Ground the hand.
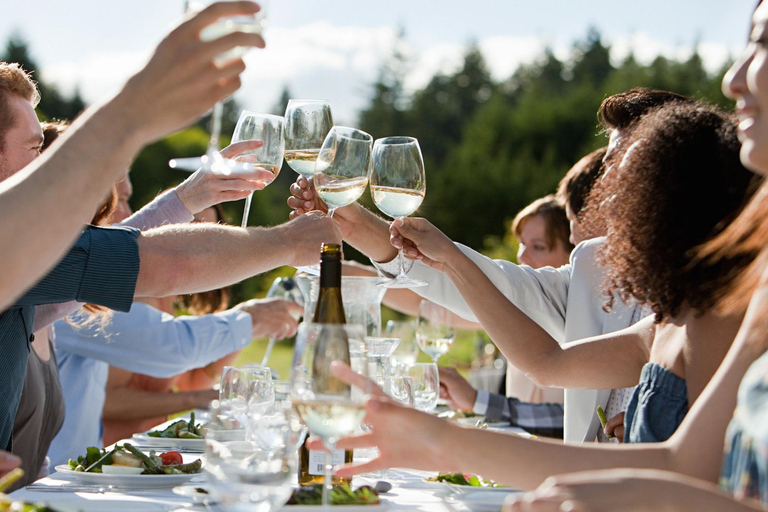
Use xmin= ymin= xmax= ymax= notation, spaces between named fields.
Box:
xmin=390 ymin=217 xmax=462 ymax=272
xmin=193 ymin=388 xmax=220 ymax=410
xmin=438 ymin=366 xmax=478 ymax=411
xmin=0 ymin=450 xmax=21 ymax=478
xmin=117 ymin=1 xmax=266 ymax=145
xmin=277 ymin=211 xmax=343 ymax=267
xmin=175 ymin=140 xmax=276 ymax=214
xmin=503 ymin=469 xmax=687 ymax=512
xmin=233 ymin=297 xmax=303 ymax=339
xmin=287 ymin=175 xmax=360 ymax=238
xmin=604 ymin=412 xmax=625 ymax=442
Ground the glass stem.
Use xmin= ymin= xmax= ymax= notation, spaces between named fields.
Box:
xmin=396 ymin=216 xmax=408 ymax=279
xmin=328 ymin=207 xmax=336 ymax=219
xmin=241 ymin=192 xmax=254 ymax=228
xmin=322 ymin=445 xmax=333 ymax=509
xmin=208 ymin=101 xmax=223 ymax=158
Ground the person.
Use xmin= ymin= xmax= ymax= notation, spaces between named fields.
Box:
xmin=0 ymin=1 xmax=267 ymax=312
xmin=513 ymin=194 xmax=573 ymax=269
xmin=315 ymin=99 xmax=760 ymax=496
xmin=0 ymin=57 xmax=339 ymax=468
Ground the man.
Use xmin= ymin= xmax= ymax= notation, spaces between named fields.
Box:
xmin=0 ymin=3 xmax=340 ymax=455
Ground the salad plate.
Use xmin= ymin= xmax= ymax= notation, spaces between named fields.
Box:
xmin=54 ymin=465 xmax=200 ymax=489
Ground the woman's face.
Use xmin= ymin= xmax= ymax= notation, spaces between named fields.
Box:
xmin=723 ymin=2 xmax=768 ymax=175
xmin=516 ymin=215 xmax=571 ymax=269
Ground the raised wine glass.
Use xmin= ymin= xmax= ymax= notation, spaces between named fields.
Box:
xmin=370 ymin=136 xmax=427 ymax=288
xmin=231 ymin=111 xmax=285 ymax=227
xmin=416 ymin=300 xmax=455 ymax=364
xmin=284 ymin=100 xmax=334 ymax=178
xmin=313 ymin=126 xmax=372 ymax=218
xmin=169 ymin=1 xmax=268 ymax=174
xmin=290 ymin=323 xmax=369 ymax=509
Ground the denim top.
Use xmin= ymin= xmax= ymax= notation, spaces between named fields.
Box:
xmin=623 ymin=362 xmax=689 ymax=443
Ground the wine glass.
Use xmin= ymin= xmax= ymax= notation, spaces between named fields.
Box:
xmin=385 ymin=375 xmax=415 ymax=406
xmin=284 ymin=100 xmax=334 ymax=177
xmin=407 ymin=363 xmax=439 ymax=412
xmin=416 ymin=300 xmax=455 ymax=364
xmin=205 ymin=399 xmax=295 ymax=512
xmin=261 ymin=277 xmax=304 ymax=368
xmin=313 ymin=126 xmax=373 ymax=218
xmin=231 ymin=111 xmax=285 ymax=227
xmin=169 ymin=1 xmax=268 ymax=174
xmin=370 ymin=136 xmax=427 ymax=288
xmin=220 ymin=366 xmax=272 ymax=413
xmin=290 ymin=323 xmax=369 ymax=508
xmin=386 ymin=319 xmax=419 ymax=371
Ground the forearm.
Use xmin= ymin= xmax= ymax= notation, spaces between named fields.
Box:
xmin=344 ymin=205 xmax=399 ymax=263
xmin=103 ymin=387 xmax=212 ymax=420
xmin=644 ymin=473 xmax=764 ymax=512
xmin=135 ymin=223 xmax=293 ymax=297
xmin=176 ymin=353 xmax=239 ymax=391
xmin=0 ymin=97 xmax=144 ymax=309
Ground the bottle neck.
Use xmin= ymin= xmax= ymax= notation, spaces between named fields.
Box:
xmin=319 ymin=256 xmax=342 ymax=289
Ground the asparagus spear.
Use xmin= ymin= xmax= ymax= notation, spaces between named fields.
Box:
xmin=123 ymin=443 xmax=163 ymax=474
xmin=596 ymin=405 xmax=614 ymax=439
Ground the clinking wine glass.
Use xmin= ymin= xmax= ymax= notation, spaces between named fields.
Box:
xmin=232 ymin=111 xmax=285 ymax=227
xmin=284 ymin=100 xmax=334 ymax=177
xmin=416 ymin=300 xmax=455 ymax=364
xmin=169 ymin=1 xmax=268 ymax=174
xmin=370 ymin=136 xmax=427 ymax=288
xmin=313 ymin=126 xmax=372 ymax=218
xmin=290 ymin=323 xmax=369 ymax=509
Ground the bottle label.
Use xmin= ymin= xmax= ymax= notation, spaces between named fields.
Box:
xmin=308 ymin=448 xmax=345 ymax=475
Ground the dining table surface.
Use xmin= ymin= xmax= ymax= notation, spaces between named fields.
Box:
xmin=10 ymin=411 xmax=526 ymax=512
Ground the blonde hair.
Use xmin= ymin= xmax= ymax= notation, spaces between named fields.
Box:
xmin=512 ymin=195 xmax=573 ymax=254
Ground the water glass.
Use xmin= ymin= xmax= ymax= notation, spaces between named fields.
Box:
xmin=385 ymin=375 xmax=415 ymax=407
xmin=220 ymin=366 xmax=272 ymax=412
xmin=407 ymin=363 xmax=439 ymax=412
xmin=386 ymin=320 xmax=419 ymax=369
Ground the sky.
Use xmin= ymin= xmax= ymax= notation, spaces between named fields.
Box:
xmin=1 ymin=1 xmax=757 ymax=125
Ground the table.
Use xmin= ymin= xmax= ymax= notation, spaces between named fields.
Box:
xmin=11 ymin=416 xmax=524 ymax=511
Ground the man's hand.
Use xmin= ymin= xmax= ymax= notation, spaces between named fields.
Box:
xmin=390 ymin=217 xmax=462 ymax=273
xmin=233 ymin=297 xmax=303 ymax=339
xmin=175 ymin=140 xmax=276 ymax=214
xmin=438 ymin=366 xmax=478 ymax=411
xmin=287 ymin=175 xmax=360 ymax=238
xmin=0 ymin=450 xmax=21 ymax=479
xmin=118 ymin=1 xmax=266 ymax=145
xmin=604 ymin=412 xmax=625 ymax=442
xmin=277 ymin=211 xmax=343 ymax=267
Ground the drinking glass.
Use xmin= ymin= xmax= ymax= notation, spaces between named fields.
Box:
xmin=385 ymin=375 xmax=415 ymax=406
xmin=284 ymin=100 xmax=334 ymax=177
xmin=231 ymin=111 xmax=285 ymax=227
xmin=416 ymin=300 xmax=455 ymax=364
xmin=386 ymin=319 xmax=419 ymax=370
xmin=220 ymin=366 xmax=272 ymax=413
xmin=169 ymin=1 xmax=268 ymax=175
xmin=370 ymin=136 xmax=427 ymax=288
xmin=364 ymin=337 xmax=400 ymax=391
xmin=407 ymin=363 xmax=439 ymax=412
xmin=290 ymin=323 xmax=369 ymax=508
xmin=261 ymin=277 xmax=304 ymax=368
xmin=313 ymin=127 xmax=373 ymax=218
xmin=205 ymin=399 xmax=295 ymax=512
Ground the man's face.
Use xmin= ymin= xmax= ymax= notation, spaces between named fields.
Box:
xmin=0 ymin=95 xmax=43 ymax=182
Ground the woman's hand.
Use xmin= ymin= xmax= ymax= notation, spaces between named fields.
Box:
xmin=438 ymin=366 xmax=478 ymax=411
xmin=287 ymin=175 xmax=360 ymax=238
xmin=174 ymin=140 xmax=276 ymax=215
xmin=604 ymin=412 xmax=625 ymax=442
xmin=233 ymin=297 xmax=303 ymax=340
xmin=390 ymin=217 xmax=463 ymax=273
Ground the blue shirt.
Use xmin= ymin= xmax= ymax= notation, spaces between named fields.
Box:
xmin=0 ymin=226 xmax=139 ymax=451
xmin=48 ymin=302 xmax=252 ymax=467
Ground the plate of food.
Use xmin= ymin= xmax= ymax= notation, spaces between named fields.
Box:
xmin=456 ymin=416 xmax=511 ymax=429
xmin=422 ymin=472 xmax=516 ymax=493
xmin=132 ymin=414 xmax=207 ymax=450
xmin=56 ymin=443 xmax=203 ymax=489
xmin=283 ymin=484 xmax=388 ymax=510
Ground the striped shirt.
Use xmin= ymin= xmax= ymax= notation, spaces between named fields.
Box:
xmin=0 ymin=225 xmax=139 ymax=450
xmin=474 ymin=390 xmax=564 ymax=438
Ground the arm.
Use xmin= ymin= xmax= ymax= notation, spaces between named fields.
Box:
xmin=103 ymin=367 xmax=217 ymax=421
xmin=0 ymin=1 xmax=265 ymax=310
xmin=174 ymin=353 xmax=239 ymax=391
xmin=133 ymin=211 xmax=341 ymax=298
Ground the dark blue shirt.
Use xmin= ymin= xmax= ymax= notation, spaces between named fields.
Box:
xmin=0 ymin=225 xmax=140 ymax=450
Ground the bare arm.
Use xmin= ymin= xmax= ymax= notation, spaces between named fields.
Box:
xmin=0 ymin=2 xmax=265 ymax=310
xmin=134 ymin=212 xmax=341 ymax=298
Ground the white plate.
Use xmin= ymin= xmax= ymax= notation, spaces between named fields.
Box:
xmin=279 ymin=500 xmax=389 ymax=511
xmin=445 ymin=489 xmax=522 ymax=512
xmin=456 ymin=417 xmax=511 ymax=428
xmin=419 ymin=476 xmax=517 ymax=493
xmin=132 ymin=433 xmax=206 ymax=450
xmin=173 ymin=484 xmax=217 ymax=503
xmin=54 ymin=465 xmax=200 ymax=489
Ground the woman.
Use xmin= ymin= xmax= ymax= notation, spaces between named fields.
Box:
xmin=319 ymin=99 xmax=760 ymax=494
xmin=513 ymin=194 xmax=573 ymax=269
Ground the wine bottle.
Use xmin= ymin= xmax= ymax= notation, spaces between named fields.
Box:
xmin=298 ymin=243 xmax=354 ymax=486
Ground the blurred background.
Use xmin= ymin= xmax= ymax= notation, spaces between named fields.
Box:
xmin=1 ymin=0 xmax=756 ymax=376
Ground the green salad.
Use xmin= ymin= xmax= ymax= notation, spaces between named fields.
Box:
xmin=286 ymin=485 xmax=380 ymax=506
xmin=427 ymin=472 xmax=500 ymax=488
xmin=0 ymin=498 xmax=59 ymax=512
xmin=68 ymin=443 xmax=201 ymax=475
xmin=148 ymin=412 xmax=203 ymax=439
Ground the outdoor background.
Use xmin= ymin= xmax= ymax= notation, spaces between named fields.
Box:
xmin=1 ymin=1 xmax=757 ymax=376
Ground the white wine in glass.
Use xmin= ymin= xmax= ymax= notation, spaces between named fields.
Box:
xmin=416 ymin=300 xmax=455 ymax=364
xmin=370 ymin=136 xmax=427 ymax=288
xmin=284 ymin=100 xmax=333 ymax=177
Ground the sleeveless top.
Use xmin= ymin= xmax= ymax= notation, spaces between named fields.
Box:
xmin=11 ymin=336 xmax=65 ymax=490
xmin=720 ymin=349 xmax=768 ymax=503
xmin=623 ymin=362 xmax=689 ymax=443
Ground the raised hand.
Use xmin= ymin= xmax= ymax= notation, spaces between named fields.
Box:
xmin=438 ymin=366 xmax=478 ymax=411
xmin=233 ymin=297 xmax=303 ymax=340
xmin=389 ymin=217 xmax=462 ymax=273
xmin=287 ymin=175 xmax=360 ymax=238
xmin=278 ymin=211 xmax=343 ymax=267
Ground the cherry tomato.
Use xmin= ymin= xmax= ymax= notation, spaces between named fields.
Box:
xmin=159 ymin=451 xmax=183 ymax=466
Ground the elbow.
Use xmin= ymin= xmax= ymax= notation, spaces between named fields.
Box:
xmin=134 ymin=244 xmax=188 ymax=298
